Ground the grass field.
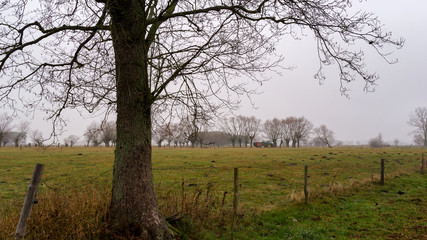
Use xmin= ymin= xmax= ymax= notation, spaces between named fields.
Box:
xmin=0 ymin=146 xmax=425 ymax=239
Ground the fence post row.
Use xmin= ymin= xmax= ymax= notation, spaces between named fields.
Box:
xmin=15 ymin=163 xmax=44 ymax=240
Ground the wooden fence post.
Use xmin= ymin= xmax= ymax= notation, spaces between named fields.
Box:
xmin=380 ymin=159 xmax=385 ymax=185
xmin=15 ymin=164 xmax=44 ymax=240
xmin=422 ymin=153 xmax=424 ymax=174
xmin=304 ymin=165 xmax=309 ymax=204
xmin=231 ymin=167 xmax=239 ymax=234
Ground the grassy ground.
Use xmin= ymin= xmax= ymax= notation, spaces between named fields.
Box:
xmin=0 ymin=146 xmax=425 ymax=239
xmin=216 ymin=173 xmax=426 ymax=240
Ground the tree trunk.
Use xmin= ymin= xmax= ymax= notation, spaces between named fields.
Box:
xmin=108 ymin=1 xmax=170 ymax=239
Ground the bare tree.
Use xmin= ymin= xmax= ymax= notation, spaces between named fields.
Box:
xmin=0 ymin=113 xmax=13 ymax=147
xmin=221 ymin=116 xmax=242 ymax=147
xmin=236 ymin=116 xmax=247 ymax=147
xmin=155 ymin=122 xmax=178 ymax=147
xmin=31 ymin=130 xmax=44 ymax=147
xmin=100 ymin=121 xmax=116 ymax=147
xmin=393 ymin=139 xmax=399 ymax=147
xmin=176 ymin=118 xmax=190 ymax=147
xmin=12 ymin=120 xmax=30 ymax=147
xmin=64 ymin=135 xmax=80 ymax=147
xmin=84 ymin=122 xmax=101 ymax=147
xmin=152 ymin=124 xmax=167 ymax=147
xmin=1 ymin=133 xmax=11 ymax=147
xmin=246 ymin=116 xmax=261 ymax=147
xmin=263 ymin=118 xmax=281 ymax=147
xmin=369 ymin=133 xmax=384 ymax=148
xmin=166 ymin=123 xmax=179 ymax=147
xmin=292 ymin=117 xmax=313 ymax=148
xmin=235 ymin=115 xmax=250 ymax=147
xmin=195 ymin=124 xmax=212 ymax=147
xmin=313 ymin=124 xmax=335 ymax=148
xmin=408 ymin=107 xmax=427 ymax=147
xmin=164 ymin=124 xmax=174 ymax=147
xmin=280 ymin=117 xmax=295 ymax=147
xmin=413 ymin=134 xmax=424 ymax=146
xmin=0 ymin=1 xmax=404 ymax=238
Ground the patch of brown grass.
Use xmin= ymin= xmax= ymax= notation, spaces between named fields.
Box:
xmin=158 ymin=180 xmax=234 ymax=229
xmin=0 ymin=185 xmax=110 ymax=240
xmin=0 ymin=181 xmax=230 ymax=239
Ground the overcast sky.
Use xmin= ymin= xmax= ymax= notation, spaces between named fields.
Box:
xmin=7 ymin=0 xmax=427 ymax=145
xmin=236 ymin=0 xmax=427 ymax=145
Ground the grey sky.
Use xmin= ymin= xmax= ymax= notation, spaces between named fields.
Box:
xmin=237 ymin=0 xmax=427 ymax=144
xmin=8 ymin=0 xmax=427 ymax=145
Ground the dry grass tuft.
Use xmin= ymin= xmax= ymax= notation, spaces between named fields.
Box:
xmin=1 ymin=185 xmax=111 ymax=239
xmin=158 ymin=180 xmax=233 ymax=229
xmin=288 ymin=189 xmax=306 ymax=202
xmin=29 ymin=186 xmax=108 ymax=239
xmin=0 ymin=181 xmax=229 ymax=239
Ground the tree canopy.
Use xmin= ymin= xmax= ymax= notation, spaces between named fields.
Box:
xmin=0 ymin=1 xmax=404 ymax=239
xmin=0 ymin=0 xmax=403 ymax=122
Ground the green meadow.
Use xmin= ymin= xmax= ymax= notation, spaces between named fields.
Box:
xmin=0 ymin=147 xmax=426 ymax=239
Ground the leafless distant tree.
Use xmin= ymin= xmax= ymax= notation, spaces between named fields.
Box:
xmin=1 ymin=133 xmax=11 ymax=147
xmin=292 ymin=117 xmax=313 ymax=148
xmin=393 ymin=139 xmax=399 ymax=147
xmin=313 ymin=124 xmax=335 ymax=148
xmin=31 ymin=130 xmax=44 ymax=147
xmin=176 ymin=118 xmax=190 ymax=147
xmin=152 ymin=123 xmax=171 ymax=147
xmin=156 ymin=122 xmax=179 ymax=147
xmin=413 ymin=134 xmax=424 ymax=146
xmin=100 ymin=121 xmax=116 ymax=147
xmin=221 ymin=116 xmax=242 ymax=147
xmin=280 ymin=117 xmax=296 ymax=147
xmin=245 ymin=116 xmax=261 ymax=147
xmin=64 ymin=135 xmax=80 ymax=147
xmin=0 ymin=1 xmax=404 ymax=238
xmin=84 ymin=122 xmax=101 ymax=147
xmin=408 ymin=107 xmax=427 ymax=147
xmin=263 ymin=118 xmax=282 ymax=147
xmin=183 ymin=107 xmax=212 ymax=148
xmin=236 ymin=116 xmax=248 ymax=147
xmin=166 ymin=123 xmax=179 ymax=147
xmin=0 ymin=113 xmax=13 ymax=147
xmin=12 ymin=120 xmax=30 ymax=147
xmin=169 ymin=123 xmax=185 ymax=147
xmin=369 ymin=133 xmax=384 ymax=148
